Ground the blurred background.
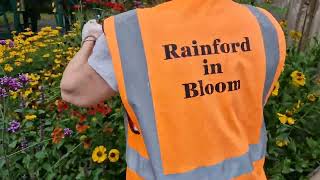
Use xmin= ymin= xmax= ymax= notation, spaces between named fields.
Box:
xmin=0 ymin=0 xmax=153 ymax=38
xmin=1 ymin=0 xmax=320 ymax=50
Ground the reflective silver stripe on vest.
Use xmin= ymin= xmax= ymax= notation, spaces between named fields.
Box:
xmin=114 ymin=9 xmax=161 ymax=179
xmin=113 ymin=6 xmax=279 ymax=179
xmin=246 ymin=5 xmax=280 ymax=104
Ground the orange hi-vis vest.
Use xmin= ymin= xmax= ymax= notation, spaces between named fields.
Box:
xmin=103 ymin=0 xmax=286 ymax=179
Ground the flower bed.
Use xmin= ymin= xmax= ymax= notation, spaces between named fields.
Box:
xmin=0 ymin=1 xmax=320 ymax=179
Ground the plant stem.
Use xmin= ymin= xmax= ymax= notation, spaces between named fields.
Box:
xmin=0 ymin=139 xmax=51 ymax=160
xmin=1 ymin=98 xmax=11 ymax=178
xmin=53 ymin=143 xmax=82 ymax=168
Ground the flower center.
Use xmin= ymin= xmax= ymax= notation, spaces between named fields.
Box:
xmin=110 ymin=153 xmax=115 ymax=158
xmin=97 ymin=151 xmax=102 ymax=157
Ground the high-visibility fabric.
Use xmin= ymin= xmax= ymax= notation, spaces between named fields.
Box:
xmin=126 ymin=168 xmax=144 ymax=180
xmin=103 ymin=0 xmax=286 ymax=179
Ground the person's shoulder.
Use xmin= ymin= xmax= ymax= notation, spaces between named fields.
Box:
xmin=244 ymin=5 xmax=283 ymax=33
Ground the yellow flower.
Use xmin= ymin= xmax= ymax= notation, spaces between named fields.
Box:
xmin=92 ymin=146 xmax=107 ymax=163
xmin=30 ymin=81 xmax=39 ymax=86
xmin=279 ymin=20 xmax=287 ymax=29
xmin=287 ymin=117 xmax=295 ymax=125
xmin=293 ymin=100 xmax=303 ymax=113
xmin=4 ymin=64 xmax=13 ymax=72
xmin=271 ymin=81 xmax=280 ymax=96
xmin=10 ymin=91 xmax=19 ymax=99
xmin=307 ymin=94 xmax=317 ymax=102
xmin=41 ymin=26 xmax=53 ymax=32
xmin=108 ymin=149 xmax=120 ymax=162
xmin=44 ymin=71 xmax=52 ymax=77
xmin=26 ymin=58 xmax=33 ymax=63
xmin=277 ymin=113 xmax=287 ymax=124
xmin=14 ymin=61 xmax=22 ymax=66
xmin=290 ymin=71 xmax=306 ymax=87
xmin=289 ymin=31 xmax=302 ymax=42
xmin=53 ymin=64 xmax=61 ymax=70
xmin=276 ymin=139 xmax=289 ymax=147
xmin=23 ymin=88 xmax=33 ymax=98
xmin=22 ymin=31 xmax=33 ymax=36
xmin=43 ymin=54 xmax=50 ymax=58
xmin=25 ymin=114 xmax=37 ymax=121
xmin=54 ymin=59 xmax=61 ymax=64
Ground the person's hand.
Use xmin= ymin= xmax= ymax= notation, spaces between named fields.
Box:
xmin=82 ymin=19 xmax=103 ymax=43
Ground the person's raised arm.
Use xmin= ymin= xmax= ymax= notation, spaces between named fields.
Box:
xmin=60 ymin=20 xmax=116 ymax=107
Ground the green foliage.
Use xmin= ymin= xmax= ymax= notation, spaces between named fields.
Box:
xmin=265 ymin=42 xmax=320 ymax=179
xmin=0 ymin=1 xmax=320 ymax=179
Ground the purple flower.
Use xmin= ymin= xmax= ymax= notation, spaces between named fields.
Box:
xmin=20 ymin=139 xmax=28 ymax=150
xmin=0 ymin=76 xmax=10 ymax=85
xmin=7 ymin=120 xmax=21 ymax=133
xmin=0 ymin=88 xmax=8 ymax=97
xmin=0 ymin=76 xmax=23 ymax=91
xmin=18 ymin=74 xmax=29 ymax=85
xmin=8 ymin=78 xmax=22 ymax=91
xmin=133 ymin=0 xmax=142 ymax=8
xmin=64 ymin=128 xmax=73 ymax=137
xmin=0 ymin=40 xmax=6 ymax=45
xmin=9 ymin=41 xmax=14 ymax=48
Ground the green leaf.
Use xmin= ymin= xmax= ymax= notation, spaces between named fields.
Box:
xmin=0 ymin=159 xmax=6 ymax=169
xmin=288 ymin=140 xmax=297 ymax=153
xmin=25 ymin=121 xmax=34 ymax=128
xmin=42 ymin=162 xmax=52 ymax=172
xmin=8 ymin=140 xmax=17 ymax=148
xmin=93 ymin=168 xmax=103 ymax=180
xmin=14 ymin=109 xmax=24 ymax=113
xmin=281 ymin=159 xmax=292 ymax=174
xmin=47 ymin=173 xmax=57 ymax=180
xmin=35 ymin=151 xmax=46 ymax=160
xmin=22 ymin=155 xmax=31 ymax=169
xmin=38 ymin=110 xmax=46 ymax=114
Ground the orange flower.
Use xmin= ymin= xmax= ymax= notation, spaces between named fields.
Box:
xmin=51 ymin=127 xmax=64 ymax=144
xmin=83 ymin=138 xmax=92 ymax=149
xmin=76 ymin=123 xmax=90 ymax=133
xmin=55 ymin=99 xmax=69 ymax=112
xmin=71 ymin=110 xmax=82 ymax=117
xmin=87 ymin=102 xmax=112 ymax=116
xmin=71 ymin=110 xmax=87 ymax=123
xmin=79 ymin=114 xmax=87 ymax=123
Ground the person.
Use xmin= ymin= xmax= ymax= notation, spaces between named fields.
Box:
xmin=21 ymin=0 xmax=40 ymax=32
xmin=61 ymin=0 xmax=286 ymax=179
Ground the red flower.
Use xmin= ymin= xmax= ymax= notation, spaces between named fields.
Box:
xmin=76 ymin=123 xmax=90 ymax=133
xmin=112 ymin=3 xmax=125 ymax=12
xmin=56 ymin=99 xmax=69 ymax=112
xmin=71 ymin=110 xmax=82 ymax=117
xmin=71 ymin=4 xmax=85 ymax=10
xmin=51 ymin=127 xmax=64 ymax=144
xmin=87 ymin=102 xmax=112 ymax=117
xmin=84 ymin=0 xmax=99 ymax=3
xmin=102 ymin=2 xmax=115 ymax=8
xmin=79 ymin=114 xmax=87 ymax=123
xmin=83 ymin=138 xmax=92 ymax=149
